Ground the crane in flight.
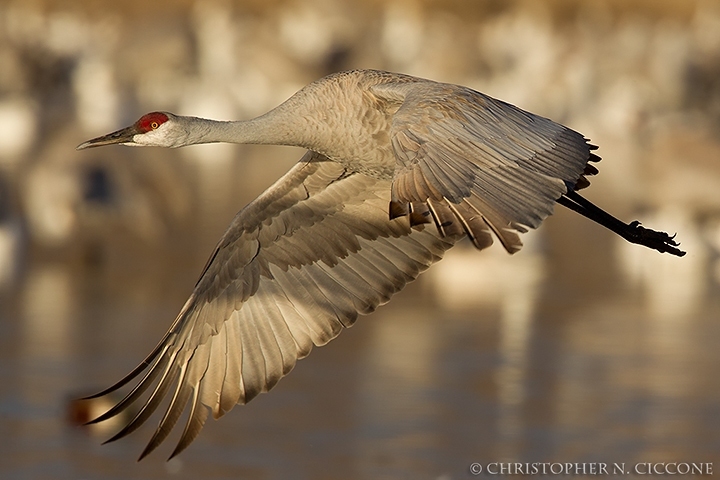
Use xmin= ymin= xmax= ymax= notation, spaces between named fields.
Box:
xmin=77 ymin=69 xmax=684 ymax=460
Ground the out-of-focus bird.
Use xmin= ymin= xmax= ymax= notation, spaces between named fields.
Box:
xmin=77 ymin=69 xmax=684 ymax=460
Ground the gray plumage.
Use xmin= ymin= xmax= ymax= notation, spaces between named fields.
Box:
xmin=77 ymin=69 xmax=683 ymax=460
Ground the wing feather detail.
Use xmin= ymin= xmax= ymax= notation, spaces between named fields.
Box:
xmin=90 ymin=152 xmax=459 ymax=458
xmin=373 ymin=80 xmax=596 ymax=253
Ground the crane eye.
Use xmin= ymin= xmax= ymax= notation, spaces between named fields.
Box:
xmin=135 ymin=112 xmax=169 ymax=133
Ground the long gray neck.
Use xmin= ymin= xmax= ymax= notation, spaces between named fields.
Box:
xmin=176 ymin=96 xmax=317 ymax=149
xmin=181 ymin=116 xmax=287 ymax=146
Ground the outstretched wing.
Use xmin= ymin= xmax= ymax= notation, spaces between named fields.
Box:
xmin=87 ymin=151 xmax=461 ymax=459
xmin=372 ymin=80 xmax=599 ymax=253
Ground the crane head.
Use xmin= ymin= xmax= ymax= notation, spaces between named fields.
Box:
xmin=77 ymin=112 xmax=174 ymax=150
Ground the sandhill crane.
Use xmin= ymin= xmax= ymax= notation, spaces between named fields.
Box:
xmin=77 ymin=69 xmax=684 ymax=460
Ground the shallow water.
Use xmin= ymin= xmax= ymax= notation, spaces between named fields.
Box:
xmin=1 ymin=235 xmax=718 ymax=480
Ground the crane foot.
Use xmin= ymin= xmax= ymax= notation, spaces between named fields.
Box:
xmin=623 ymin=221 xmax=686 ymax=257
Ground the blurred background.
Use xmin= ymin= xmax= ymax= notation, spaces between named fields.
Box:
xmin=1 ymin=0 xmax=719 ymax=478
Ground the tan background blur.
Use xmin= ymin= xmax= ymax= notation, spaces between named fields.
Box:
xmin=1 ymin=0 xmax=719 ymax=479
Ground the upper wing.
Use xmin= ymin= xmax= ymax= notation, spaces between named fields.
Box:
xmin=372 ymin=81 xmax=599 ymax=253
xmin=88 ymin=151 xmax=460 ymax=459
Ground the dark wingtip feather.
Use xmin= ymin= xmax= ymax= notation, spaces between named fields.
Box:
xmin=167 ymin=396 xmax=209 ymax=461
xmin=573 ymin=176 xmax=591 ymax=190
xmin=138 ymin=371 xmax=193 ymax=461
xmin=583 ymin=163 xmax=599 ymax=176
xmin=86 ymin=409 xmax=120 ymax=427
xmin=137 ymin=442 xmax=157 ymax=462
xmin=84 ymin=345 xmax=174 ymax=426
xmin=81 ymin=362 xmax=152 ymax=402
xmin=81 ymin=331 xmax=176 ymax=402
xmin=99 ymin=354 xmax=179 ymax=453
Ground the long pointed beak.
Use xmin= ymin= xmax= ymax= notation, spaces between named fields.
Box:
xmin=76 ymin=125 xmax=138 ymax=150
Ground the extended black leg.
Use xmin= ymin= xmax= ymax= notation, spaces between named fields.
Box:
xmin=557 ymin=190 xmax=686 ymax=257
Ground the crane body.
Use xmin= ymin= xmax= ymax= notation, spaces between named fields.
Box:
xmin=77 ymin=69 xmax=684 ymax=460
